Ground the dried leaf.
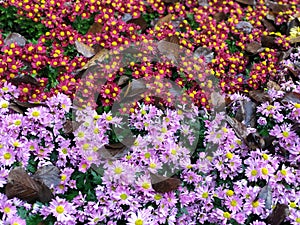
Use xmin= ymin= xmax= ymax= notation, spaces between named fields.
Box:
xmin=78 ymin=48 xmax=109 ymax=71
xmin=255 ymin=183 xmax=272 ymax=209
xmin=13 ymin=99 xmax=47 ymax=109
xmin=4 ymin=33 xmax=26 ymax=47
xmin=10 ymin=74 xmax=40 ymax=86
xmin=213 ymin=12 xmax=226 ymax=23
xmin=32 ymin=164 xmax=60 ymax=189
xmin=98 ymin=142 xmax=130 ymax=159
xmin=246 ymin=132 xmax=265 ymax=149
xmin=262 ymin=18 xmax=276 ymax=32
xmin=155 ymin=14 xmax=174 ymax=28
xmin=5 ymin=167 xmax=53 ymax=203
xmin=162 ymin=0 xmax=180 ymax=3
xmin=157 ymin=40 xmax=180 ymax=63
xmin=225 ymin=115 xmax=248 ymax=140
xmin=75 ymin=40 xmax=95 ymax=58
xmin=121 ymin=79 xmax=146 ymax=101
xmin=248 ymin=90 xmax=272 ymax=103
xmin=127 ymin=17 xmax=148 ymax=31
xmin=245 ymin=41 xmax=262 ymax=54
xmin=117 ymin=76 xmax=130 ymax=86
xmin=164 ymin=35 xmax=180 ymax=45
xmin=265 ymin=0 xmax=290 ymax=13
xmin=194 ymin=47 xmax=214 ymax=63
xmin=87 ymin=22 xmax=103 ymax=34
xmin=281 ymin=92 xmax=300 ymax=104
xmin=210 ymin=91 xmax=225 ymax=112
xmin=239 ymin=100 xmax=257 ymax=127
xmin=150 ymin=173 xmax=181 ymax=193
xmin=236 ymin=0 xmax=256 ymax=6
xmin=266 ymin=204 xmax=289 ymax=225
xmin=236 ymin=21 xmax=253 ymax=34
xmin=8 ymin=103 xmax=24 ymax=114
xmin=287 ymin=18 xmax=300 ymax=36
xmin=267 ymin=80 xmax=281 ymax=91
xmin=225 ymin=115 xmax=264 ymax=149
xmin=261 ymin=36 xmax=278 ymax=49
xmin=290 ymin=36 xmax=300 ymax=44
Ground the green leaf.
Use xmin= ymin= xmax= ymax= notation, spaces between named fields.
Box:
xmin=26 ymin=214 xmax=44 ymax=225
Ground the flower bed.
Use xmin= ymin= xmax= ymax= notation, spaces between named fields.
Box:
xmin=0 ymin=0 xmax=300 ymax=224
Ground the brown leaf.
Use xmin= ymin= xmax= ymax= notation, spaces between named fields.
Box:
xmin=120 ymin=79 xmax=147 ymax=103
xmin=32 ymin=164 xmax=60 ymax=189
xmin=281 ymin=92 xmax=300 ymax=104
xmin=267 ymin=80 xmax=281 ymax=91
xmin=8 ymin=102 xmax=24 ymax=114
xmin=164 ymin=35 xmax=180 ymax=45
xmin=117 ymin=75 xmax=130 ymax=86
xmin=225 ymin=115 xmax=264 ymax=149
xmin=255 ymin=183 xmax=272 ymax=209
xmin=245 ymin=41 xmax=262 ymax=54
xmin=262 ymin=18 xmax=276 ymax=32
xmin=225 ymin=115 xmax=248 ymax=140
xmin=287 ymin=18 xmax=300 ymax=36
xmin=75 ymin=40 xmax=96 ymax=58
xmin=266 ymin=204 xmax=289 ymax=225
xmin=150 ymin=173 xmax=181 ymax=193
xmin=265 ymin=0 xmax=290 ymax=13
xmin=78 ymin=48 xmax=109 ymax=71
xmin=63 ymin=119 xmax=81 ymax=134
xmin=290 ymin=36 xmax=300 ymax=44
xmin=236 ymin=100 xmax=257 ymax=127
xmin=5 ymin=167 xmax=53 ymax=203
xmin=87 ymin=22 xmax=103 ymax=34
xmin=127 ymin=17 xmax=148 ymax=31
xmin=157 ymin=40 xmax=180 ymax=63
xmin=246 ymin=132 xmax=265 ymax=149
xmin=4 ymin=33 xmax=26 ymax=47
xmin=155 ymin=14 xmax=174 ymax=28
xmin=10 ymin=74 xmax=40 ymax=86
xmin=213 ymin=12 xmax=227 ymax=23
xmin=236 ymin=0 xmax=256 ymax=6
xmin=162 ymin=0 xmax=180 ymax=3
xmin=13 ymin=99 xmax=48 ymax=109
xmin=98 ymin=142 xmax=130 ymax=159
xmin=194 ymin=47 xmax=214 ymax=63
xmin=248 ymin=90 xmax=272 ymax=103
xmin=261 ymin=36 xmax=278 ymax=49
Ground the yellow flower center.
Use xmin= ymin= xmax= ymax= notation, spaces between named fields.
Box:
xmin=142 ymin=182 xmax=150 ymax=189
xmin=32 ymin=111 xmax=40 ymax=117
xmin=294 ymin=103 xmax=300 ymax=109
xmin=154 ymin=194 xmax=162 ymax=200
xmin=56 ymin=205 xmax=64 ymax=214
xmin=252 ymin=201 xmax=259 ymax=208
xmin=266 ymin=105 xmax=274 ymax=111
xmin=114 ymin=167 xmax=123 ymax=174
xmin=4 ymin=152 xmax=11 ymax=160
xmin=282 ymin=131 xmax=289 ymax=138
xmin=295 ymin=218 xmax=300 ymax=223
xmin=290 ymin=202 xmax=297 ymax=208
xmin=261 ymin=168 xmax=268 ymax=175
xmin=135 ymin=219 xmax=143 ymax=225
xmin=144 ymin=152 xmax=151 ymax=159
xmin=251 ymin=169 xmax=257 ymax=176
xmin=230 ymin=200 xmax=237 ymax=207
xmin=226 ymin=152 xmax=233 ymax=159
xmin=262 ymin=153 xmax=269 ymax=160
xmin=120 ymin=193 xmax=127 ymax=200
xmin=223 ymin=212 xmax=231 ymax=219
xmin=4 ymin=207 xmax=11 ymax=213
xmin=202 ymin=192 xmax=209 ymax=198
xmin=14 ymin=120 xmax=21 ymax=126
xmin=280 ymin=169 xmax=287 ymax=176
xmin=226 ymin=190 xmax=234 ymax=197
xmin=106 ymin=115 xmax=113 ymax=121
